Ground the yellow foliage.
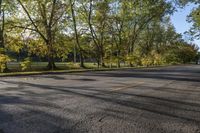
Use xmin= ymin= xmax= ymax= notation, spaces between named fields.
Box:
xmin=0 ymin=54 xmax=10 ymax=72
xmin=141 ymin=56 xmax=154 ymax=66
xmin=126 ymin=54 xmax=141 ymax=66
xmin=20 ymin=58 xmax=32 ymax=71
xmin=141 ymin=51 xmax=165 ymax=66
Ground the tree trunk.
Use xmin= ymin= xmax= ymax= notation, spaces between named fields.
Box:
xmin=116 ymin=42 xmax=121 ymax=68
xmin=97 ymin=58 xmax=100 ymax=68
xmin=47 ymin=54 xmax=56 ymax=70
xmin=47 ymin=48 xmax=56 ymax=70
xmin=100 ymin=48 xmax=105 ymax=67
xmin=80 ymin=53 xmax=84 ymax=68
xmin=0 ymin=5 xmax=9 ymax=72
xmin=117 ymin=50 xmax=121 ymax=68
xmin=100 ymin=56 xmax=105 ymax=67
xmin=70 ymin=0 xmax=85 ymax=68
xmin=46 ymin=39 xmax=56 ymax=70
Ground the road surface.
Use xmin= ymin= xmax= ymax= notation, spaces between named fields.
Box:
xmin=0 ymin=65 xmax=200 ymax=133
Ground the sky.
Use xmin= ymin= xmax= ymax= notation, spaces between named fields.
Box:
xmin=171 ymin=3 xmax=200 ymax=48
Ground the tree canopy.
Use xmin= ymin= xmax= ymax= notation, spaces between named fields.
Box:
xmin=0 ymin=0 xmax=199 ymax=72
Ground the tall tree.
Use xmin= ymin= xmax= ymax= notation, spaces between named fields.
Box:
xmin=0 ymin=0 xmax=9 ymax=72
xmin=0 ymin=0 xmax=4 ymax=48
xmin=16 ymin=0 xmax=66 ymax=70
xmin=80 ymin=0 xmax=111 ymax=67
xmin=69 ymin=0 xmax=85 ymax=68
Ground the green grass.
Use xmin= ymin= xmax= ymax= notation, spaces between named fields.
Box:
xmin=0 ymin=61 xmax=175 ymax=77
xmin=6 ymin=62 xmax=97 ymax=71
xmin=6 ymin=62 xmax=130 ymax=71
xmin=0 ymin=62 xmax=131 ymax=76
xmin=0 ymin=62 xmax=133 ymax=77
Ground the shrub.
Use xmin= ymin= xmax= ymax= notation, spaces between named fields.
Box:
xmin=0 ymin=54 xmax=10 ymax=72
xmin=20 ymin=58 xmax=32 ymax=71
xmin=126 ymin=54 xmax=141 ymax=66
xmin=141 ymin=56 xmax=154 ymax=66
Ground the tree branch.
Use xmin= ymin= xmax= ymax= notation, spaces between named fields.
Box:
xmin=17 ymin=0 xmax=47 ymax=42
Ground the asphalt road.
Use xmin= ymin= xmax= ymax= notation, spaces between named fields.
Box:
xmin=0 ymin=65 xmax=200 ymax=133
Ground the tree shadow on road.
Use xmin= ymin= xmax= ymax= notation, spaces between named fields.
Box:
xmin=71 ymin=67 xmax=200 ymax=82
xmin=1 ymin=80 xmax=200 ymax=125
xmin=0 ymin=88 xmax=83 ymax=133
xmin=1 ymin=65 xmax=200 ymax=133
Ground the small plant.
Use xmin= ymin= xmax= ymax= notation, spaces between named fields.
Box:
xmin=20 ymin=58 xmax=32 ymax=71
xmin=126 ymin=54 xmax=141 ymax=66
xmin=0 ymin=54 xmax=10 ymax=72
xmin=141 ymin=56 xmax=153 ymax=66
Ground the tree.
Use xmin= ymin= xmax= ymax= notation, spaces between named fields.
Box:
xmin=15 ymin=0 xmax=67 ymax=70
xmin=79 ymin=0 xmax=111 ymax=67
xmin=0 ymin=0 xmax=198 ymax=73
xmin=69 ymin=0 xmax=85 ymax=68
xmin=0 ymin=0 xmax=9 ymax=72
xmin=186 ymin=5 xmax=200 ymax=40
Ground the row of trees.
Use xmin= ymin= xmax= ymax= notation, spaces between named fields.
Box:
xmin=0 ymin=0 xmax=199 ymax=72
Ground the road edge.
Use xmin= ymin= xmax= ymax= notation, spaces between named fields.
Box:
xmin=0 ymin=64 xmax=190 ymax=77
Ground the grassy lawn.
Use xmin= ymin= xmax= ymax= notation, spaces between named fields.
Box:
xmin=0 ymin=62 xmax=131 ymax=75
xmin=0 ymin=62 xmax=132 ymax=76
xmin=6 ymin=62 xmax=130 ymax=71
xmin=0 ymin=61 xmax=175 ymax=76
xmin=6 ymin=62 xmax=97 ymax=71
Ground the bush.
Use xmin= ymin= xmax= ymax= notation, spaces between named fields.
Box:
xmin=20 ymin=58 xmax=32 ymax=71
xmin=141 ymin=56 xmax=153 ymax=66
xmin=141 ymin=51 xmax=165 ymax=66
xmin=0 ymin=54 xmax=10 ymax=72
xmin=153 ymin=52 xmax=165 ymax=65
xmin=126 ymin=54 xmax=141 ymax=66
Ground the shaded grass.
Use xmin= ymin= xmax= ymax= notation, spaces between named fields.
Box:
xmin=6 ymin=62 xmax=130 ymax=71
xmin=0 ymin=67 xmax=132 ymax=77
xmin=0 ymin=62 xmax=131 ymax=77
xmin=0 ymin=61 xmax=182 ymax=77
xmin=7 ymin=62 xmax=98 ymax=71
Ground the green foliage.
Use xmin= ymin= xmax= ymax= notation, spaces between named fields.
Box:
xmin=0 ymin=54 xmax=10 ymax=72
xmin=196 ymin=52 xmax=200 ymax=61
xmin=152 ymin=52 xmax=165 ymax=65
xmin=126 ymin=54 xmax=141 ymax=66
xmin=0 ymin=0 xmax=198 ymax=72
xmin=20 ymin=58 xmax=31 ymax=71
xmin=141 ymin=51 xmax=165 ymax=66
xmin=141 ymin=57 xmax=154 ymax=66
xmin=163 ymin=43 xmax=198 ymax=64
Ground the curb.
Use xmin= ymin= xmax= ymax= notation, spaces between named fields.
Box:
xmin=0 ymin=64 xmax=191 ymax=77
xmin=0 ymin=67 xmax=131 ymax=77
